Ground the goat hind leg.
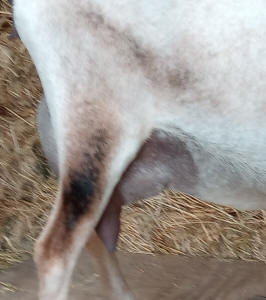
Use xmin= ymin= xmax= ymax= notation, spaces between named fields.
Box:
xmin=34 ymin=115 xmax=143 ymax=300
xmin=87 ymin=232 xmax=134 ymax=300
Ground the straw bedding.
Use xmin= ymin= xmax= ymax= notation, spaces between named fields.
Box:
xmin=0 ymin=0 xmax=265 ymax=270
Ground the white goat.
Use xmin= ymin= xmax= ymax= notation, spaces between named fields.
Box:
xmin=13 ymin=0 xmax=266 ymax=299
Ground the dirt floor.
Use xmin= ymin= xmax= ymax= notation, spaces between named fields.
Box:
xmin=0 ymin=252 xmax=265 ymax=300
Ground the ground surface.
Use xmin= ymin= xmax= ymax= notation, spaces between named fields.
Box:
xmin=0 ymin=252 xmax=265 ymax=300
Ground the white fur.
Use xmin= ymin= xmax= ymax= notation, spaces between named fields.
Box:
xmin=13 ymin=0 xmax=266 ymax=299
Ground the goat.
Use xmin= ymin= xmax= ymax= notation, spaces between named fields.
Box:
xmin=13 ymin=0 xmax=266 ymax=299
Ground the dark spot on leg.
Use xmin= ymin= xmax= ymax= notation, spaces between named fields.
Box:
xmin=63 ymin=130 xmax=109 ymax=230
xmin=64 ymin=168 xmax=99 ymax=230
xmin=41 ymin=130 xmax=109 ymax=259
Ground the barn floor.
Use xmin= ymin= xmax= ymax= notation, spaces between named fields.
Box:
xmin=0 ymin=252 xmax=265 ymax=300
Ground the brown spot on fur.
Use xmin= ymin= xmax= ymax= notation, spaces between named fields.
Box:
xmin=63 ymin=139 xmax=107 ymax=230
xmin=41 ymin=129 xmax=110 ymax=260
xmin=64 ymin=169 xmax=99 ymax=229
xmin=38 ymin=209 xmax=72 ymax=262
xmin=81 ymin=7 xmax=193 ymax=91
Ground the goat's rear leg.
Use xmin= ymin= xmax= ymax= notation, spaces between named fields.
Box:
xmin=87 ymin=232 xmax=134 ymax=300
xmin=35 ymin=100 xmax=142 ymax=299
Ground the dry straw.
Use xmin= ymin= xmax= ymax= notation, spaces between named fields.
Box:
xmin=0 ymin=0 xmax=265 ymax=270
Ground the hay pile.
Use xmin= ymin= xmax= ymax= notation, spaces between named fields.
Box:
xmin=0 ymin=1 xmax=266 ymax=270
